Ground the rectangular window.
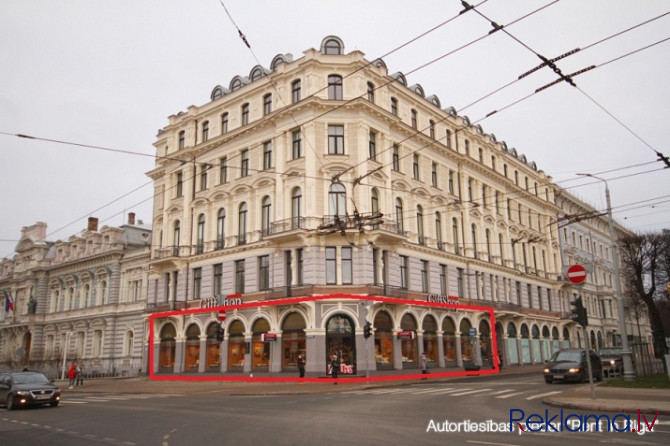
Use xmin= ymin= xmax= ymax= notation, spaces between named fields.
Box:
xmin=400 ymin=255 xmax=408 ymax=289
xmin=220 ymin=157 xmax=228 ymax=184
xmin=202 ymin=121 xmax=209 ymax=142
xmin=326 ymin=247 xmax=337 ymax=284
xmin=457 ymin=268 xmax=464 ymax=298
xmin=296 ymin=248 xmax=304 ymax=285
xmin=369 ymin=131 xmax=376 ymax=160
xmin=176 ymin=172 xmax=183 ymax=197
xmin=413 ymin=154 xmax=420 ymax=180
xmin=391 ymin=97 xmax=398 ymax=115
xmin=221 ymin=113 xmax=229 ymax=134
xmin=328 ymin=125 xmax=344 ymax=155
xmin=421 ymin=260 xmax=428 ymax=293
xmin=258 ymin=255 xmax=270 ymax=290
xmin=440 ymin=264 xmax=447 ymax=295
xmin=292 ymin=130 xmax=302 ymax=159
xmin=241 ymin=149 xmax=249 ymax=177
xmin=392 ymin=144 xmax=400 ymax=171
xmin=263 ymin=141 xmax=272 ymax=170
xmin=178 ymin=131 xmax=185 ymax=149
xmin=431 ymin=162 xmax=438 ymax=188
xmin=214 ymin=264 xmax=222 ymax=297
xmin=241 ymin=103 xmax=249 ymax=125
xmin=373 ymin=248 xmax=379 ymax=285
xmin=411 ymin=109 xmax=417 ymax=129
xmin=200 ymin=165 xmax=208 ymax=191
xmin=193 ymin=267 xmax=202 ymax=300
xmin=235 ymin=260 xmax=245 ymax=294
xmin=263 ymin=94 xmax=272 ymax=115
xmin=292 ymin=80 xmax=301 ymax=103
xmin=342 ymin=247 xmax=352 ymax=284
xmin=448 ymin=170 xmax=454 ymax=195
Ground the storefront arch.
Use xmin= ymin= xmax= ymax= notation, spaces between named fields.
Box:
xmin=531 ymin=324 xmax=541 ymax=363
xmin=422 ymin=314 xmax=438 ymax=366
xmin=506 ymin=322 xmax=519 ymax=365
xmin=227 ymin=320 xmax=246 ymax=372
xmin=459 ymin=318 xmax=474 ymax=364
xmin=541 ymin=326 xmax=551 ymax=360
xmin=520 ymin=323 xmax=531 ymax=364
xmin=205 ymin=322 xmax=221 ymax=371
xmin=184 ymin=323 xmax=201 ymax=372
xmin=326 ymin=314 xmax=356 ymax=375
xmin=374 ymin=310 xmax=394 ymax=370
xmin=597 ymin=331 xmax=603 ymax=350
xmin=442 ymin=316 xmax=457 ymax=366
xmin=562 ymin=327 xmax=571 ymax=349
xmin=252 ymin=318 xmax=270 ymax=371
xmin=478 ymin=320 xmax=492 ymax=368
xmin=400 ymin=313 xmax=419 ymax=368
xmin=551 ymin=326 xmax=560 ymax=353
xmin=282 ymin=312 xmax=306 ymax=371
xmin=159 ymin=323 xmax=177 ymax=373
xmin=590 ymin=330 xmax=596 ymax=350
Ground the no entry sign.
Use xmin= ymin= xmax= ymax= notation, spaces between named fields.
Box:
xmin=566 ymin=264 xmax=587 ymax=285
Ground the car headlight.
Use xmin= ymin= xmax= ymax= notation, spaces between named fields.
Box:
xmin=543 ymin=368 xmax=550 ymax=373
xmin=610 ymin=359 xmax=616 ymax=366
xmin=568 ymin=368 xmax=580 ymax=373
xmin=15 ymin=390 xmax=30 ymax=396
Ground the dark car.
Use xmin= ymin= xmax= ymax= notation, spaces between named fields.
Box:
xmin=599 ymin=347 xmax=624 ymax=376
xmin=543 ymin=349 xmax=603 ymax=383
xmin=0 ymin=372 xmax=61 ymax=410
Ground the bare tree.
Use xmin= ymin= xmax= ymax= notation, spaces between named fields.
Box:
xmin=619 ymin=232 xmax=669 ymax=357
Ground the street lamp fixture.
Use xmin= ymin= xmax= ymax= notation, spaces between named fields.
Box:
xmin=577 ymin=173 xmax=635 ymax=380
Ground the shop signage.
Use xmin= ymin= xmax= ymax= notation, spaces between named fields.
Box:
xmin=397 ymin=330 xmax=415 ymax=340
xmin=200 ymin=293 xmax=243 ymax=309
xmin=426 ymin=294 xmax=459 ymax=304
xmin=261 ymin=333 xmax=277 ymax=342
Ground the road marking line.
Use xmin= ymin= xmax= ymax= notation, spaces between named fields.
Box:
xmin=496 ymin=391 xmax=528 ymax=399
xmin=526 ymin=390 xmax=562 ymax=400
xmin=490 ymin=389 xmax=516 ymax=395
xmin=450 ymin=388 xmax=493 ymax=396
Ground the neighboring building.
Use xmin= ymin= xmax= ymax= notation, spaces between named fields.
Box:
xmin=0 ymin=215 xmax=151 ymax=378
xmin=556 ymin=190 xmax=653 ymax=355
xmin=145 ymin=36 xmax=580 ymax=376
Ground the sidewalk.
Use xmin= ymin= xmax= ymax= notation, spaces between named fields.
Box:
xmin=58 ymin=366 xmax=670 ymax=415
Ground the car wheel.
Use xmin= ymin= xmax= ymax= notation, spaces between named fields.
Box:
xmin=7 ymin=395 xmax=16 ymax=411
xmin=50 ymin=401 xmax=59 ymax=408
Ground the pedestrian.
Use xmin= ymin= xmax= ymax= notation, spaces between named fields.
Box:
xmin=297 ymin=354 xmax=306 ymax=381
xmin=420 ymin=352 xmax=428 ymax=379
xmin=67 ymin=362 xmax=77 ymax=390
xmin=76 ymin=365 xmax=84 ymax=387
xmin=330 ymin=354 xmax=340 ymax=384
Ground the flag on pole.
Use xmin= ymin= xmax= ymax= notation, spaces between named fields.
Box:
xmin=3 ymin=290 xmax=14 ymax=312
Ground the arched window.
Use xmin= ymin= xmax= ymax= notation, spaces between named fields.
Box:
xmin=323 ymin=38 xmax=343 ymax=55
xmin=261 ymin=196 xmax=271 ymax=236
xmin=216 ymin=208 xmax=226 ymax=249
xmin=435 ymin=212 xmax=443 ymax=248
xmin=173 ymin=220 xmax=180 ymax=256
xmin=196 ymin=214 xmax=205 ymax=254
xmin=328 ymin=183 xmax=346 ymax=218
xmin=417 ymin=205 xmax=425 ymax=245
xmin=291 ymin=187 xmax=302 ymax=228
xmin=395 ymin=198 xmax=404 ymax=233
xmin=238 ymin=202 xmax=248 ymax=245
xmin=328 ymin=75 xmax=343 ymax=100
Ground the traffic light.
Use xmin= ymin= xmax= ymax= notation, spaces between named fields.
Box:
xmin=216 ymin=325 xmax=224 ymax=342
xmin=363 ymin=321 xmax=372 ymax=339
xmin=570 ymin=297 xmax=588 ymax=327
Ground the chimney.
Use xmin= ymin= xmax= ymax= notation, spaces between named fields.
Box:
xmin=88 ymin=217 xmax=99 ymax=232
xmin=128 ymin=212 xmax=136 ymax=225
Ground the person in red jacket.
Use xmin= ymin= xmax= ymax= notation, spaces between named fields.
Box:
xmin=68 ymin=362 xmax=77 ymax=390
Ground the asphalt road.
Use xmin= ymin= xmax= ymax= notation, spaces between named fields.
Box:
xmin=2 ymin=374 xmax=669 ymax=446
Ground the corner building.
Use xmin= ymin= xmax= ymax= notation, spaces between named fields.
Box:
xmin=147 ymin=36 xmax=577 ymax=377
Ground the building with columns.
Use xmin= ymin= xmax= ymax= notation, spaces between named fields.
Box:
xmin=145 ymin=36 xmax=591 ymax=377
xmin=0 ymin=215 xmax=151 ymax=378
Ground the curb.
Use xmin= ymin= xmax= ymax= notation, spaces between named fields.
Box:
xmin=543 ymin=397 xmax=670 ymax=416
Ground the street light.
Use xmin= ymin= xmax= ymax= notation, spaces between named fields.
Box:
xmin=577 ymin=173 xmax=635 ymax=380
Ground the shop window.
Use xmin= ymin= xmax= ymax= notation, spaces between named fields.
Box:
xmin=374 ymin=311 xmax=394 ymax=370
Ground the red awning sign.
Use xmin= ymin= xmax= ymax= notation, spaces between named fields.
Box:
xmin=566 ymin=264 xmax=587 ymax=285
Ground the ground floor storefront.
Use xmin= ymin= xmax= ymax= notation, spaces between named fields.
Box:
xmin=149 ymin=294 xmax=500 ymax=377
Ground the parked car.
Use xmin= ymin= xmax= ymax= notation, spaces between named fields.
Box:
xmin=543 ymin=349 xmax=603 ymax=383
xmin=0 ymin=371 xmax=61 ymax=410
xmin=599 ymin=347 xmax=624 ymax=376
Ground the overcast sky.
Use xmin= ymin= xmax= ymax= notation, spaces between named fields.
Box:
xmin=1 ymin=0 xmax=669 ymax=259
